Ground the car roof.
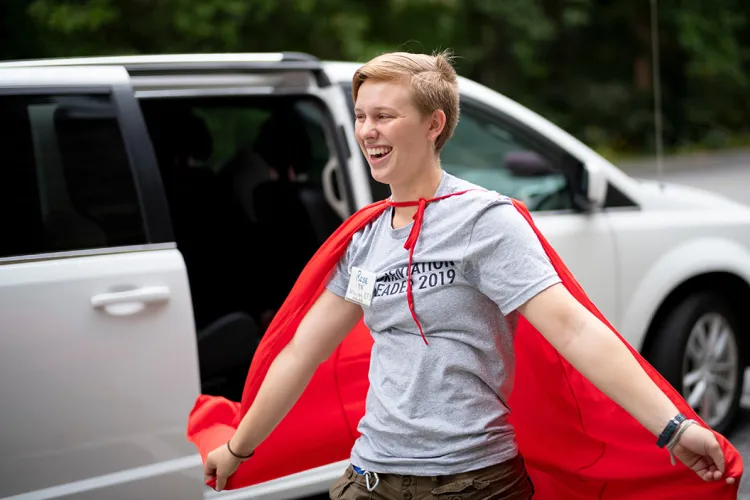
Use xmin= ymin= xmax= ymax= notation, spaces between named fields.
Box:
xmin=0 ymin=53 xmax=464 ymax=86
xmin=0 ymin=52 xmax=320 ymax=68
xmin=320 ymin=61 xmax=362 ymax=84
xmin=0 ymin=53 xmax=291 ymax=68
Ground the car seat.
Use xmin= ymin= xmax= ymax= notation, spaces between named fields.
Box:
xmin=197 ymin=311 xmax=261 ymax=400
xmin=248 ymin=109 xmax=326 ymax=304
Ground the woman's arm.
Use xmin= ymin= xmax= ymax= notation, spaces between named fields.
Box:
xmin=518 ymin=283 xmax=733 ymax=483
xmin=205 ymin=289 xmax=363 ymax=490
xmin=518 ymin=282 xmax=679 ymax=436
xmin=230 ymin=289 xmax=363 ymax=455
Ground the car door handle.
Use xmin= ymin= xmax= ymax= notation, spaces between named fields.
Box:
xmin=91 ymin=286 xmax=170 ymax=316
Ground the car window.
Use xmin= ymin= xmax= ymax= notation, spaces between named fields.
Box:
xmin=0 ymin=93 xmax=146 ymax=259
xmin=192 ymin=106 xmax=271 ymax=172
xmin=190 ymin=100 xmax=332 ymax=184
xmin=441 ymin=102 xmax=572 ymax=211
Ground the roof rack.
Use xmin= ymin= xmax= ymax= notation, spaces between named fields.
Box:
xmin=0 ymin=52 xmax=331 ymax=87
xmin=281 ymin=52 xmax=320 ymax=62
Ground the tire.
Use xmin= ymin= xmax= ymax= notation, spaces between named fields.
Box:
xmin=648 ymin=291 xmax=745 ymax=435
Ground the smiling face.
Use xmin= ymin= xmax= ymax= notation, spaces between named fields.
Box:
xmin=354 ymin=79 xmax=445 ymax=187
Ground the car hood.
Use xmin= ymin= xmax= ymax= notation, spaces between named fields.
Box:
xmin=633 ymin=178 xmax=750 ymax=211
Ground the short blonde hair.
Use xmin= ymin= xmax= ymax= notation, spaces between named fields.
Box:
xmin=352 ymin=50 xmax=460 ymax=153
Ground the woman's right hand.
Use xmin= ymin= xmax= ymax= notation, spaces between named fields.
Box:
xmin=204 ymin=443 xmax=244 ymax=491
xmin=672 ymin=423 xmax=735 ymax=484
xmin=206 ymin=290 xmax=363 ymax=490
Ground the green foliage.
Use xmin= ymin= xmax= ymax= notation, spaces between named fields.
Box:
xmin=2 ymin=0 xmax=748 ymax=156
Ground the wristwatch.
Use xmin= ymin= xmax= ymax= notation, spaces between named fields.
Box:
xmin=657 ymin=413 xmax=687 ymax=448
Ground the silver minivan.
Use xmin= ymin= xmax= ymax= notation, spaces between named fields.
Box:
xmin=2 ymin=52 xmax=749 ymax=500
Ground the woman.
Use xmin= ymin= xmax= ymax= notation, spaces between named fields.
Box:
xmin=202 ymin=51 xmax=735 ymax=498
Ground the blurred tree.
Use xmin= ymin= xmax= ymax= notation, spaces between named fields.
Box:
xmin=2 ymin=0 xmax=749 ymax=156
xmin=0 ymin=0 xmax=43 ymax=60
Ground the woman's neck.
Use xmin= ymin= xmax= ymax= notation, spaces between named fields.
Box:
xmin=389 ymin=165 xmax=444 ymax=229
xmin=390 ymin=166 xmax=443 ymax=203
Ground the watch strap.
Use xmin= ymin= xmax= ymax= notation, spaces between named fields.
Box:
xmin=657 ymin=413 xmax=687 ymax=448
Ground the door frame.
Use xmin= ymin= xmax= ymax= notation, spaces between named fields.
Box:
xmin=111 ymin=82 xmax=175 ymax=245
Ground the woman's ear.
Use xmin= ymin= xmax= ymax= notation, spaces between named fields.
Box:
xmin=427 ymin=109 xmax=447 ymax=145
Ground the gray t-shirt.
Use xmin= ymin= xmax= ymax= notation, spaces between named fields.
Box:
xmin=326 ymin=172 xmax=561 ymax=476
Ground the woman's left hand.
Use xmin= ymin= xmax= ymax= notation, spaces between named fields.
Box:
xmin=204 ymin=443 xmax=243 ymax=491
xmin=672 ymin=424 xmax=735 ymax=485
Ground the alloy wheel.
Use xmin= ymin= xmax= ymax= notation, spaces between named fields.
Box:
xmin=681 ymin=312 xmax=740 ymax=428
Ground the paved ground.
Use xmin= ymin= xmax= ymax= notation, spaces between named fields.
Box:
xmin=620 ymin=150 xmax=750 ymax=497
xmin=731 ymin=407 xmax=750 ymax=498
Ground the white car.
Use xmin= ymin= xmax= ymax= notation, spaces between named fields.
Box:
xmin=0 ymin=52 xmax=748 ymax=500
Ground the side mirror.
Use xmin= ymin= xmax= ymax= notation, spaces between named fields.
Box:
xmin=504 ymin=151 xmax=557 ymax=177
xmin=577 ymin=160 xmax=608 ymax=211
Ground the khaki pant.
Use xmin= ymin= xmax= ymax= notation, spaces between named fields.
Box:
xmin=329 ymin=454 xmax=534 ymax=500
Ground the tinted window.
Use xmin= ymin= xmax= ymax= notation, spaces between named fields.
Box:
xmin=441 ymin=103 xmax=572 ymax=211
xmin=0 ymin=93 xmax=145 ymax=258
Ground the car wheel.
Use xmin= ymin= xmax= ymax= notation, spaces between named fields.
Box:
xmin=648 ymin=291 xmax=745 ymax=435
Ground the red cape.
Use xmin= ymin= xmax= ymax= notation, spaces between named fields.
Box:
xmin=187 ymin=197 xmax=743 ymax=499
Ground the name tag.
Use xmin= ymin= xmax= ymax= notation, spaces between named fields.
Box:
xmin=345 ymin=266 xmax=377 ymax=307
